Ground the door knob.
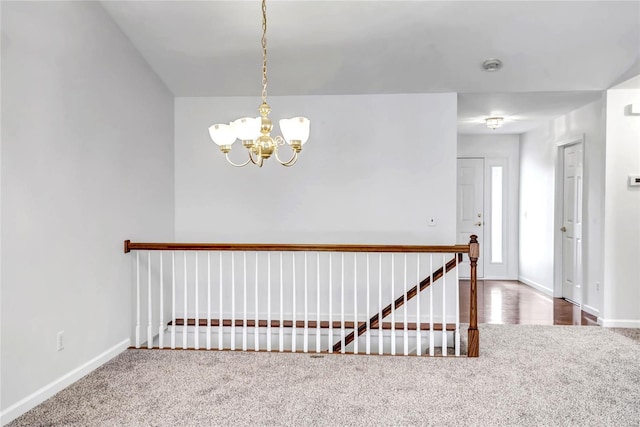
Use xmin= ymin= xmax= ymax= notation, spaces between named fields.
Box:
xmin=561 ymin=226 xmax=567 ymax=232
xmin=475 ymin=222 xmax=482 ymax=227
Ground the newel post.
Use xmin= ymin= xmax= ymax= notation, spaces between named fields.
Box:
xmin=468 ymin=235 xmax=480 ymax=357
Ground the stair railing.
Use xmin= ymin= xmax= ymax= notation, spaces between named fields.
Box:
xmin=124 ymin=236 xmax=479 ymax=357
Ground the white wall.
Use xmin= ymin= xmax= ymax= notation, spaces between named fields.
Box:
xmin=602 ymin=77 xmax=640 ymax=327
xmin=0 ymin=2 xmax=174 ymax=423
xmin=175 ymin=93 xmax=458 ymax=245
xmin=519 ymin=124 xmax=557 ymax=294
xmin=171 ymin=94 xmax=459 ymax=348
xmin=458 ymin=134 xmax=520 ymax=279
xmin=519 ymin=97 xmax=606 ymax=311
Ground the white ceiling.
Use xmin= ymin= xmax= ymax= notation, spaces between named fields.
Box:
xmin=457 ymin=91 xmax=604 ymax=134
xmin=101 ymin=0 xmax=640 ymax=134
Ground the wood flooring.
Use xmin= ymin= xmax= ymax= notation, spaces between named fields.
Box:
xmin=459 ymin=280 xmax=598 ymax=326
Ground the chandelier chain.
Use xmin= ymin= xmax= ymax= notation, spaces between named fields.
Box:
xmin=261 ymin=0 xmax=268 ymax=104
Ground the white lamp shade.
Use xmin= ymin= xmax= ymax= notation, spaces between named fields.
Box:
xmin=231 ymin=117 xmax=261 ymax=141
xmin=208 ymin=123 xmax=236 ymax=146
xmin=279 ymin=117 xmax=310 ymax=144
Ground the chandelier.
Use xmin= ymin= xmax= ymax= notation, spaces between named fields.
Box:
xmin=208 ymin=0 xmax=310 ymax=167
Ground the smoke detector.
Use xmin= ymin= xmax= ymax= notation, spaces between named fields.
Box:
xmin=482 ymin=59 xmax=503 ymax=72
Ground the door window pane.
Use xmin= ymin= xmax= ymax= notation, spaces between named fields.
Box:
xmin=491 ymin=166 xmax=503 ymax=264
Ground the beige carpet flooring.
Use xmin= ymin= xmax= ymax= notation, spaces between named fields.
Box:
xmin=8 ymin=324 xmax=640 ymax=426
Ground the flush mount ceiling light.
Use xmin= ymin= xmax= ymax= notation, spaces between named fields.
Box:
xmin=485 ymin=117 xmax=504 ymax=130
xmin=208 ymin=0 xmax=310 ymax=168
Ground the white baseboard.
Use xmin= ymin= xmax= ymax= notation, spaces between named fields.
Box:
xmin=483 ymin=275 xmax=519 ymax=281
xmin=518 ymin=276 xmax=553 ymax=296
xmin=597 ymin=318 xmax=640 ymax=328
xmin=582 ymin=304 xmax=599 ymax=317
xmin=1 ymin=338 xmax=130 ymax=426
xmin=158 ymin=328 xmax=455 ymax=352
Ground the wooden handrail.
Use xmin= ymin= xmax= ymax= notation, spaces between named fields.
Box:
xmin=124 ymin=240 xmax=470 ymax=254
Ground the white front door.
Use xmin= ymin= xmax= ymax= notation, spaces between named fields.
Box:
xmin=561 ymin=143 xmax=583 ymax=304
xmin=457 ymin=158 xmax=484 ymax=278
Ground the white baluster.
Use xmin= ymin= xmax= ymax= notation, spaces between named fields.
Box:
xmin=231 ymin=252 xmax=236 ymax=351
xmin=442 ymin=254 xmax=447 ymax=357
xmin=391 ymin=253 xmax=395 ymax=356
xmin=455 ymin=253 xmax=460 ymax=357
xmin=159 ymin=252 xmax=164 ymax=349
xmin=304 ymin=253 xmax=308 ymax=353
xmin=255 ymin=252 xmax=259 ymax=352
xmin=378 ymin=254 xmax=382 ymax=355
xmin=207 ymin=252 xmax=211 ymax=350
xmin=135 ymin=252 xmax=140 ymax=349
xmin=148 ymin=251 xmax=152 ymax=349
xmin=366 ymin=254 xmax=370 ymax=355
xmin=403 ymin=253 xmax=408 ymax=356
xmin=317 ymin=252 xmax=321 ymax=353
xmin=340 ymin=253 xmax=345 ymax=354
xmin=267 ymin=252 xmax=272 ymax=352
xmin=183 ymin=252 xmax=188 ymax=349
xmin=219 ymin=252 xmax=223 ymax=351
xmin=353 ymin=253 xmax=358 ymax=354
xmin=416 ymin=253 xmax=421 ymax=356
xmin=279 ymin=252 xmax=284 ymax=352
xmin=429 ymin=254 xmax=434 ymax=356
xmin=194 ymin=252 xmax=199 ymax=350
xmin=327 ymin=253 xmax=333 ymax=353
xmin=171 ymin=251 xmax=176 ymax=349
xmin=243 ymin=252 xmax=247 ymax=352
xmin=292 ymin=252 xmax=296 ymax=353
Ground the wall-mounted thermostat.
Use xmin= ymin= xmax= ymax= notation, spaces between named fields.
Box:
xmin=629 ymin=176 xmax=640 ymax=187
xmin=626 ymin=104 xmax=640 ymax=116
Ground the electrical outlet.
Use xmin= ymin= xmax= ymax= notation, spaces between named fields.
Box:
xmin=57 ymin=331 xmax=64 ymax=351
xmin=596 ymin=282 xmax=600 ymax=292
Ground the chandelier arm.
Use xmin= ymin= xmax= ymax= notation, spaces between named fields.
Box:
xmin=224 ymin=152 xmax=252 ymax=168
xmin=281 ymin=152 xmax=299 ymax=167
xmin=248 ymin=146 xmax=264 ymax=167
xmin=274 ymin=146 xmax=298 ymax=167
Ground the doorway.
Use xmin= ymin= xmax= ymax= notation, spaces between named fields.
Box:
xmin=457 ymin=158 xmax=484 ymax=278
xmin=557 ymin=140 xmax=584 ymax=304
xmin=457 ymin=156 xmax=513 ymax=279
